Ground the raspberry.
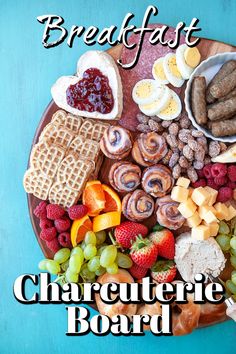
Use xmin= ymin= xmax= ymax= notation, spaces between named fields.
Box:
xmin=68 ymin=204 xmax=88 ymax=220
xmin=211 ymin=163 xmax=227 ymax=178
xmin=227 ymin=181 xmax=236 ymax=189
xmin=46 ymin=238 xmax=61 ymax=254
xmin=197 ymin=169 xmax=205 ymax=179
xmin=34 ymin=201 xmax=47 ymax=219
xmin=58 ymin=232 xmax=72 ymax=248
xmin=46 ymin=204 xmax=65 ymax=220
xmin=227 ymin=165 xmax=236 ymax=182
xmin=129 ymin=263 xmax=148 ymax=279
xmin=203 ymin=164 xmax=213 ymax=179
xmin=192 ymin=178 xmax=206 ymax=188
xmin=54 ymin=216 xmax=71 ymax=232
xmin=214 ymin=176 xmax=228 ymax=186
xmin=207 ymin=178 xmax=219 ymax=190
xmin=39 ymin=218 xmax=53 ymax=229
xmin=40 ymin=227 xmax=57 ymax=241
xmin=216 ymin=187 xmax=233 ymax=203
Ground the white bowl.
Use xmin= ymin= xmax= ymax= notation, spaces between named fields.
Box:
xmin=185 ymin=52 xmax=236 ymax=143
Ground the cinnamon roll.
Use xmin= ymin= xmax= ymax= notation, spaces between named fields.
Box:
xmin=109 ymin=161 xmax=141 ymax=193
xmin=132 ymin=132 xmax=168 ymax=167
xmin=122 ymin=189 xmax=154 ymax=222
xmin=142 ymin=164 xmax=174 ymax=198
xmin=100 ymin=126 xmax=133 ymax=160
xmin=155 ymin=195 xmax=185 ymax=230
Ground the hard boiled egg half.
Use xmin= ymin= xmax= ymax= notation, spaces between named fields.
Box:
xmin=176 ymin=44 xmax=201 ymax=80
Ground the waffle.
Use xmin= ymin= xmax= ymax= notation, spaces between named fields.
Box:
xmin=68 ymin=136 xmax=100 ymax=164
xmin=23 ymin=168 xmax=53 ymax=200
xmin=30 ymin=140 xmax=65 ymax=179
xmin=90 ymin=155 xmax=104 ymax=180
xmin=51 ymin=110 xmax=83 ymax=133
xmin=49 ymin=181 xmax=81 ymax=208
xmin=39 ymin=123 xmax=75 ymax=148
xmin=79 ymin=119 xmax=109 ymax=141
xmin=56 ymin=153 xmax=94 ymax=191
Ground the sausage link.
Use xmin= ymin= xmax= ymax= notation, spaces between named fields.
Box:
xmin=191 ymin=76 xmax=207 ymax=125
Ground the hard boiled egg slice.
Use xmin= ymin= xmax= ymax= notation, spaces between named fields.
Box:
xmin=139 ymin=85 xmax=171 ymax=116
xmin=157 ymin=89 xmax=182 ymax=120
xmin=184 ymin=47 xmax=201 ymax=68
xmin=132 ymin=79 xmax=163 ymax=105
xmin=163 ymin=53 xmax=185 ymax=88
xmin=152 ymin=58 xmax=169 ymax=84
xmin=176 ymin=44 xmax=194 ymax=80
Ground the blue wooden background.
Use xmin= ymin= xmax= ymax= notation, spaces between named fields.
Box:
xmin=1 ymin=0 xmax=235 ymax=353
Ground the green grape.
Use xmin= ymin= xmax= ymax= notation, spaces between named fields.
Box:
xmin=84 ymin=231 xmax=97 ymax=245
xmin=38 ymin=259 xmax=49 ymax=271
xmin=66 ymin=268 xmax=78 ymax=283
xmin=100 ymin=245 xmax=117 ymax=268
xmin=54 ymin=248 xmax=71 ymax=264
xmin=69 ymin=254 xmax=82 ymax=274
xmin=97 ymin=243 xmax=108 ymax=256
xmin=106 ymin=263 xmax=118 ymax=274
xmin=231 ymin=270 xmax=236 ymax=285
xmin=226 ymin=280 xmax=236 ymax=294
xmin=80 ymin=264 xmax=95 ymax=282
xmin=95 ymin=266 xmax=106 ymax=276
xmin=61 ymin=259 xmax=69 ymax=272
xmin=116 ymin=252 xmax=133 ymax=268
xmin=231 ymin=248 xmax=236 ymax=256
xmin=71 ymin=246 xmax=84 ymax=263
xmin=46 ymin=260 xmax=61 ymax=275
xmin=230 ymin=255 xmax=236 ymax=268
xmin=88 ymin=256 xmax=100 ymax=272
xmin=218 ymin=221 xmax=230 ymax=235
xmin=230 ymin=236 xmax=236 ymax=250
xmin=216 ymin=234 xmax=231 ymax=251
xmin=95 ymin=231 xmax=106 ymax=245
xmin=81 ymin=241 xmax=86 ymax=251
xmin=84 ymin=244 xmax=97 ymax=260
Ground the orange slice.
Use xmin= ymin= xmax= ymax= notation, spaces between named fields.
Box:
xmin=82 ymin=180 xmax=106 ymax=216
xmin=102 ymin=184 xmax=122 ymax=213
xmin=71 ymin=215 xmax=93 ymax=247
xmin=93 ymin=211 xmax=121 ymax=233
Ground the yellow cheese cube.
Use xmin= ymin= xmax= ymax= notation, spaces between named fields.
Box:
xmin=191 ymin=187 xmax=210 ymax=206
xmin=204 ymin=210 xmax=218 ymax=224
xmin=187 ymin=211 xmax=202 ymax=228
xmin=171 ymin=186 xmax=189 ymax=203
xmin=203 ymin=221 xmax=219 ymax=237
xmin=225 ymin=205 xmax=236 ymax=221
xmin=214 ymin=202 xmax=229 ymax=220
xmin=178 ymin=198 xmax=197 ymax=218
xmin=204 ymin=186 xmax=218 ymax=206
xmin=191 ymin=225 xmax=211 ymax=240
xmin=176 ymin=177 xmax=190 ymax=189
xmin=198 ymin=205 xmax=216 ymax=220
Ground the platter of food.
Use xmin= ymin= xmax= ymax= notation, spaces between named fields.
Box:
xmin=24 ymin=24 xmax=236 ymax=335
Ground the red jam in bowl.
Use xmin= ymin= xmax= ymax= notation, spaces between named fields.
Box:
xmin=66 ymin=68 xmax=114 ymax=114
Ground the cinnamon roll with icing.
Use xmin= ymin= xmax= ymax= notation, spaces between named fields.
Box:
xmin=122 ymin=189 xmax=154 ymax=222
xmin=100 ymin=126 xmax=133 ymax=160
xmin=155 ymin=195 xmax=185 ymax=230
xmin=132 ymin=132 xmax=168 ymax=167
xmin=109 ymin=161 xmax=141 ymax=193
xmin=142 ymin=164 xmax=174 ymax=198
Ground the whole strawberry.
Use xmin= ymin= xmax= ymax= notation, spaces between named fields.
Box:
xmin=129 ymin=263 xmax=148 ymax=279
xmin=149 ymin=229 xmax=175 ymax=259
xmin=114 ymin=221 xmax=148 ymax=248
xmin=151 ymin=260 xmax=177 ymax=283
xmin=130 ymin=236 xmax=158 ymax=268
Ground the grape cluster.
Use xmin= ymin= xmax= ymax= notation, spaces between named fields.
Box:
xmin=38 ymin=230 xmax=132 ymax=284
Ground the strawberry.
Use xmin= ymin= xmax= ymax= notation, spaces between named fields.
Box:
xmin=130 ymin=236 xmax=158 ymax=268
xmin=129 ymin=263 xmax=148 ymax=279
xmin=114 ymin=221 xmax=148 ymax=248
xmin=149 ymin=229 xmax=175 ymax=259
xmin=151 ymin=260 xmax=176 ymax=283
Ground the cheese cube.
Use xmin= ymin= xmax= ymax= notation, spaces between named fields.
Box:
xmin=198 ymin=205 xmax=216 ymax=220
xmin=204 ymin=186 xmax=218 ymax=206
xmin=176 ymin=177 xmax=190 ymax=189
xmin=191 ymin=225 xmax=211 ymax=240
xmin=204 ymin=210 xmax=218 ymax=224
xmin=203 ymin=221 xmax=219 ymax=237
xmin=171 ymin=186 xmax=189 ymax=203
xmin=225 ymin=205 xmax=236 ymax=221
xmin=178 ymin=198 xmax=197 ymax=218
xmin=191 ymin=187 xmax=210 ymax=206
xmin=187 ymin=211 xmax=202 ymax=228
xmin=214 ymin=202 xmax=229 ymax=220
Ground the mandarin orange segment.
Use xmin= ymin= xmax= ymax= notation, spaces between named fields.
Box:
xmin=93 ymin=211 xmax=121 ymax=233
xmin=71 ymin=215 xmax=93 ymax=247
xmin=82 ymin=180 xmax=106 ymax=216
xmin=102 ymin=184 xmax=122 ymax=213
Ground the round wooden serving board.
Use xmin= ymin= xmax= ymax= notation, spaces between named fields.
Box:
xmin=27 ymin=33 xmax=235 ymax=326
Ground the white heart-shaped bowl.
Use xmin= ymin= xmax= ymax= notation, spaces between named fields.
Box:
xmin=185 ymin=52 xmax=236 ymax=143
